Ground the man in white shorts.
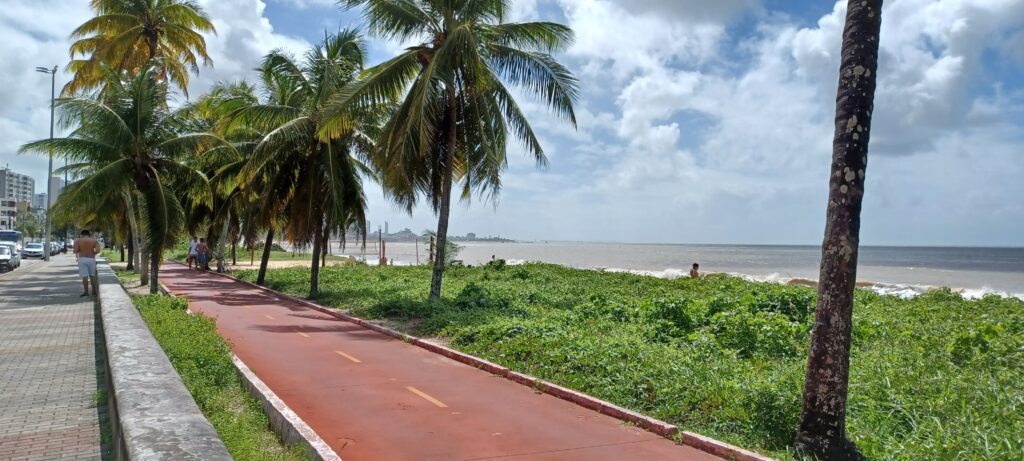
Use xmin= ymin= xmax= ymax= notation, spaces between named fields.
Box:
xmin=74 ymin=229 xmax=101 ymax=297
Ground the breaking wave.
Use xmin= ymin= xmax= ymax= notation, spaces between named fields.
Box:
xmin=600 ymin=267 xmax=1024 ymax=301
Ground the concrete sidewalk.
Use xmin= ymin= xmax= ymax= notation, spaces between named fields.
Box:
xmin=160 ymin=262 xmax=722 ymax=461
xmin=0 ymin=256 xmax=110 ymax=461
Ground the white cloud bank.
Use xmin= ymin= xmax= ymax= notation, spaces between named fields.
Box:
xmin=0 ymin=0 xmax=1021 ymax=246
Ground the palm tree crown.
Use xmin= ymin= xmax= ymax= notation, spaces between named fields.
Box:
xmin=67 ymin=0 xmax=216 ymax=95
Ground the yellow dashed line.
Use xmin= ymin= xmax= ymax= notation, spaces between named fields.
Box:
xmin=334 ymin=350 xmax=362 ymax=363
xmin=296 ymin=331 xmax=310 ymax=338
xmin=264 ymin=314 xmax=274 ymax=320
xmin=406 ymin=386 xmax=448 ymax=408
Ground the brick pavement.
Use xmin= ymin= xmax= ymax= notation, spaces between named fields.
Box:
xmin=0 ymin=256 xmax=110 ymax=461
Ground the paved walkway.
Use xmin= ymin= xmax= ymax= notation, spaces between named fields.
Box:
xmin=0 ymin=256 xmax=110 ymax=461
xmin=160 ymin=263 xmax=720 ymax=461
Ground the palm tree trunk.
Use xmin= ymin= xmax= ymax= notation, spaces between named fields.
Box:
xmin=122 ymin=189 xmax=147 ymax=284
xmin=795 ymin=1 xmax=881 ymax=459
xmin=231 ymin=239 xmax=237 ymax=266
xmin=216 ymin=210 xmax=230 ymax=273
xmin=149 ymin=243 xmax=161 ymax=294
xmin=429 ymin=96 xmax=458 ymax=300
xmin=257 ymin=227 xmax=274 ymax=285
xmin=321 ymin=221 xmax=330 ymax=268
xmin=147 ymin=34 xmax=158 ymax=60
xmin=126 ymin=231 xmax=134 ymax=270
xmin=310 ymin=216 xmax=323 ymax=298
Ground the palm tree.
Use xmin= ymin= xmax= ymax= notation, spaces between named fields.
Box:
xmin=50 ymin=174 xmax=134 ymax=270
xmin=66 ymin=0 xmax=215 ymax=96
xmin=219 ymin=30 xmax=376 ymax=298
xmin=21 ymin=66 xmax=221 ymax=293
xmin=795 ymin=1 xmax=882 ymax=459
xmin=339 ymin=0 xmax=579 ymax=300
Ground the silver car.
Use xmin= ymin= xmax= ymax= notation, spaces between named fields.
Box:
xmin=23 ymin=242 xmax=45 ymax=258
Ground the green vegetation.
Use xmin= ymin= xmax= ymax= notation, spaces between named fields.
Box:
xmin=130 ymin=293 xmax=308 ymax=461
xmin=239 ymin=263 xmax=1024 ymax=460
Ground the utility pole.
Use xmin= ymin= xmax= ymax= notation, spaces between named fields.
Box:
xmin=35 ymin=65 xmax=57 ymax=262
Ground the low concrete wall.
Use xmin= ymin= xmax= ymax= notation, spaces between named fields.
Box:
xmin=96 ymin=262 xmax=231 ymax=460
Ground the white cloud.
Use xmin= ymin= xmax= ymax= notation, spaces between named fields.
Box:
xmin=0 ymin=0 xmax=309 ymax=189
xmin=423 ymin=0 xmax=1024 ymax=245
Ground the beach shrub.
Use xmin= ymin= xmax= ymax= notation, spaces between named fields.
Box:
xmin=709 ymin=309 xmax=805 ymax=358
xmin=645 ymin=296 xmax=697 ymax=340
xmin=453 ymin=282 xmax=508 ymax=311
xmin=749 ymin=287 xmax=815 ymax=321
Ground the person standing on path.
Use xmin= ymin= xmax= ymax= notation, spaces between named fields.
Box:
xmin=196 ymin=238 xmax=210 ymax=273
xmin=73 ymin=229 xmax=101 ymax=297
xmin=187 ymin=236 xmax=199 ymax=271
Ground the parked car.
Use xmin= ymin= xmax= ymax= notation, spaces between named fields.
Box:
xmin=0 ymin=245 xmax=17 ymax=272
xmin=0 ymin=242 xmax=20 ymax=269
xmin=23 ymin=243 xmax=45 ymax=258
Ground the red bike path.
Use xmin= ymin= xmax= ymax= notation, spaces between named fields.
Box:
xmin=159 ymin=263 xmax=722 ymax=461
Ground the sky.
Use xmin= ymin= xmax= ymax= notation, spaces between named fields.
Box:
xmin=0 ymin=0 xmax=1021 ymax=246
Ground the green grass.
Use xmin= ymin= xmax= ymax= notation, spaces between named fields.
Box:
xmin=129 ymin=293 xmax=309 ymax=461
xmin=237 ymin=262 xmax=1024 ymax=460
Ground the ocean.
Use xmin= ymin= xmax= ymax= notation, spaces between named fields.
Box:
xmin=333 ymin=242 xmax=1024 ymax=299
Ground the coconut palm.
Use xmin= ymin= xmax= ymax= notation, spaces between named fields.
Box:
xmin=66 ymin=0 xmax=215 ymax=96
xmin=218 ymin=30 xmax=377 ymax=297
xmin=338 ymin=0 xmax=579 ymax=299
xmin=795 ymin=1 xmax=883 ymax=459
xmin=20 ymin=66 xmax=221 ymax=293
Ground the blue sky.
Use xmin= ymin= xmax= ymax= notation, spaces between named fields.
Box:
xmin=1 ymin=0 xmax=1022 ymax=246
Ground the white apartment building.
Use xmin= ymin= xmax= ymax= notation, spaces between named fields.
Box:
xmin=0 ymin=168 xmax=35 ymax=205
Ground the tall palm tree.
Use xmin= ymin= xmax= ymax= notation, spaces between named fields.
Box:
xmin=66 ymin=0 xmax=215 ymax=96
xmin=219 ymin=30 xmax=376 ymax=298
xmin=21 ymin=66 xmax=220 ymax=293
xmin=795 ymin=1 xmax=882 ymax=459
xmin=339 ymin=0 xmax=579 ymax=300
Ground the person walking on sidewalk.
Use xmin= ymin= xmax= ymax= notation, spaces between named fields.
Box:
xmin=73 ymin=229 xmax=101 ymax=297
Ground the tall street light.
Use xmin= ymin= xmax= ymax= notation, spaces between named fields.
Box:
xmin=36 ymin=65 xmax=57 ymax=262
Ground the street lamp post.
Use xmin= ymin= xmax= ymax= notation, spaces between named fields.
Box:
xmin=36 ymin=65 xmax=57 ymax=262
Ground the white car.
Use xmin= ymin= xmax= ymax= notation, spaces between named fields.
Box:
xmin=23 ymin=243 xmax=46 ymax=258
xmin=0 ymin=242 xmax=20 ymax=269
xmin=0 ymin=245 xmax=17 ymax=272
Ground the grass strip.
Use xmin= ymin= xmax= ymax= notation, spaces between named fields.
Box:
xmin=116 ymin=269 xmax=308 ymax=461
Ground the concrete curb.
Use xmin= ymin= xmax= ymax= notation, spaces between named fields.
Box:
xmin=231 ymin=355 xmax=342 ymax=461
xmin=682 ymin=432 xmax=776 ymax=461
xmin=167 ymin=261 xmax=774 ymax=459
xmin=97 ymin=261 xmax=231 ymax=460
xmin=159 ymin=281 xmax=342 ymax=461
